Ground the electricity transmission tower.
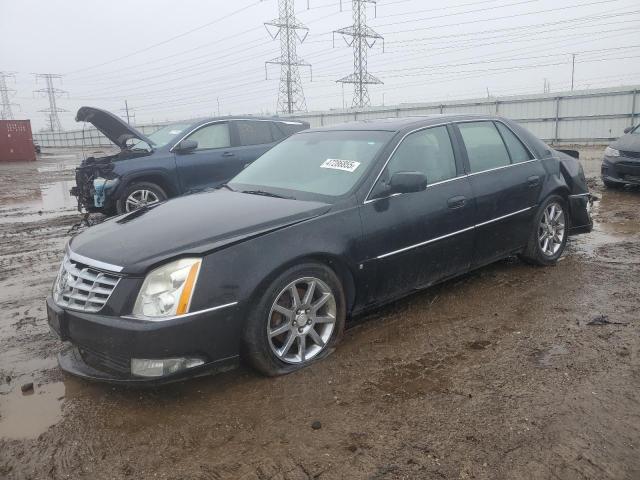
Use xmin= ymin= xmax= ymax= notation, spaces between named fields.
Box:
xmin=34 ymin=73 xmax=67 ymax=131
xmin=334 ymin=0 xmax=383 ymax=108
xmin=265 ymin=0 xmax=312 ymax=114
xmin=0 ymin=72 xmax=18 ymax=120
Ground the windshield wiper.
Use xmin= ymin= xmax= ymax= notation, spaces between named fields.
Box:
xmin=242 ymin=189 xmax=295 ymax=200
xmin=218 ymin=183 xmax=235 ymax=192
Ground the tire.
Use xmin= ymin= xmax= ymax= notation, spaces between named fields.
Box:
xmin=116 ymin=181 xmax=167 ymax=214
xmin=520 ymin=195 xmax=569 ymax=266
xmin=242 ymin=263 xmax=346 ymax=376
xmin=603 ymin=178 xmax=624 ymax=189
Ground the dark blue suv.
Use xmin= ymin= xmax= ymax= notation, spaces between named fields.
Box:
xmin=71 ymin=107 xmax=309 ymax=214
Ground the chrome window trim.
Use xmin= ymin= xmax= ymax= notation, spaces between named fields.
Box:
xmin=466 ymin=158 xmax=539 ymax=177
xmin=67 ymin=247 xmax=124 ymax=273
xmin=363 ymin=118 xmax=539 ymax=204
xmin=569 ymin=192 xmax=590 ymax=198
xmin=122 ymin=301 xmax=239 ymax=321
xmin=170 ymin=119 xmax=300 ymax=152
xmin=375 ymin=206 xmax=534 ymax=260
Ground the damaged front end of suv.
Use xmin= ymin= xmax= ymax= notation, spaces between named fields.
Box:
xmin=71 ymin=107 xmax=157 ymax=214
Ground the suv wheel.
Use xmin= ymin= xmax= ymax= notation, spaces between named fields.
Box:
xmin=242 ymin=263 xmax=346 ymax=376
xmin=117 ymin=181 xmax=167 ymax=214
xmin=520 ymin=195 xmax=568 ymax=266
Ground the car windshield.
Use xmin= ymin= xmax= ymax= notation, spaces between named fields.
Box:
xmin=228 ymin=130 xmax=393 ymax=199
xmin=131 ymin=123 xmax=191 ymax=149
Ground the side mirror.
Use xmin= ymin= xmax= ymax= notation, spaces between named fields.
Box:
xmin=175 ymin=139 xmax=198 ymax=152
xmin=624 ymin=126 xmax=633 ymax=134
xmin=388 ymin=171 xmax=428 ymax=194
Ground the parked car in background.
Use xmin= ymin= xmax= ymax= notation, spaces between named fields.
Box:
xmin=33 ymin=142 xmax=41 ymax=154
xmin=47 ymin=114 xmax=593 ymax=384
xmin=601 ymin=124 xmax=640 ymax=188
xmin=71 ymin=107 xmax=309 ymax=214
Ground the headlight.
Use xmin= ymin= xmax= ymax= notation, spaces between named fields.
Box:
xmin=132 ymin=258 xmax=201 ymax=320
xmin=604 ymin=146 xmax=620 ymax=157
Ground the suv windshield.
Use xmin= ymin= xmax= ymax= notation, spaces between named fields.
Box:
xmin=131 ymin=123 xmax=191 ymax=150
xmin=228 ymin=130 xmax=393 ymax=199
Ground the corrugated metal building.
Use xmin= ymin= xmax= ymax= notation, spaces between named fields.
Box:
xmin=0 ymin=120 xmax=36 ymax=162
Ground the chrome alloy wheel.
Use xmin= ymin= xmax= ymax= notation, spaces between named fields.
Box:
xmin=538 ymin=202 xmax=566 ymax=256
xmin=267 ymin=277 xmax=337 ymax=364
xmin=125 ymin=189 xmax=160 ymax=212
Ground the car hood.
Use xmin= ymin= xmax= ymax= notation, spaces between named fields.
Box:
xmin=76 ymin=106 xmax=155 ymax=150
xmin=69 ymin=190 xmax=331 ymax=275
xmin=610 ymin=133 xmax=640 ymax=153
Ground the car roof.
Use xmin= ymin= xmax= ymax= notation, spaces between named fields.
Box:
xmin=189 ymin=116 xmax=309 ymax=128
xmin=306 ymin=114 xmax=502 ymax=133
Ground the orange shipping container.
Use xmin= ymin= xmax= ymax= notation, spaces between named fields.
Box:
xmin=0 ymin=120 xmax=36 ymax=162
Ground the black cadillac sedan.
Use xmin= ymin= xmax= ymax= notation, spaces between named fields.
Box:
xmin=46 ymin=115 xmax=593 ymax=383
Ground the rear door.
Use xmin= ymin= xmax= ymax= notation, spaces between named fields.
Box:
xmin=453 ymin=120 xmax=545 ymax=266
xmin=174 ymin=121 xmax=244 ymax=192
xmin=359 ymin=125 xmax=475 ymax=304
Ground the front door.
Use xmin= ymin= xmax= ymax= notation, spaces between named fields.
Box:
xmin=359 ymin=125 xmax=475 ymax=304
xmin=454 ymin=120 xmax=546 ymax=267
xmin=175 ymin=122 xmax=244 ymax=192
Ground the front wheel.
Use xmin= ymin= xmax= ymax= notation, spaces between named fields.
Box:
xmin=520 ymin=195 xmax=568 ymax=266
xmin=116 ymin=181 xmax=167 ymax=214
xmin=242 ymin=263 xmax=346 ymax=376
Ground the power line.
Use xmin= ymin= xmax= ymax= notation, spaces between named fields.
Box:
xmin=33 ymin=74 xmax=67 ymax=131
xmin=265 ymin=0 xmax=312 ymax=113
xmin=335 ymin=0 xmax=384 ymax=108
xmin=0 ymin=72 xmax=18 ymax=120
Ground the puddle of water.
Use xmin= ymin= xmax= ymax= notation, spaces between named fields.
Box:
xmin=0 ymin=381 xmax=65 ymax=439
xmin=534 ymin=345 xmax=569 ymax=367
xmin=0 ymin=180 xmax=78 ymax=223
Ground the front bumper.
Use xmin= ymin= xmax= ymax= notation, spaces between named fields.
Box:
xmin=46 ymin=296 xmax=242 ymax=384
xmin=601 ymin=156 xmax=640 ymax=185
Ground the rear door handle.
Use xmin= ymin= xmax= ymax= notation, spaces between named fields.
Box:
xmin=528 ymin=175 xmax=540 ymax=187
xmin=222 ymin=151 xmax=235 ymax=157
xmin=447 ymin=195 xmax=466 ymax=209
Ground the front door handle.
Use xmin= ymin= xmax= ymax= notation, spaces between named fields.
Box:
xmin=447 ymin=195 xmax=466 ymax=209
xmin=222 ymin=151 xmax=235 ymax=158
xmin=528 ymin=175 xmax=540 ymax=187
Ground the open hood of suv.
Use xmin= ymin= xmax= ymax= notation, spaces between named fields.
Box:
xmin=76 ymin=106 xmax=155 ymax=150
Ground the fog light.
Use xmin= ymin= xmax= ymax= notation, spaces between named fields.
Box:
xmin=131 ymin=357 xmax=205 ymax=377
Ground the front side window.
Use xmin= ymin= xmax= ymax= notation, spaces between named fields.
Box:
xmin=229 ymin=130 xmax=393 ymax=199
xmin=236 ymin=121 xmax=274 ymax=146
xmin=186 ymin=123 xmax=230 ymax=150
xmin=384 ymin=126 xmax=457 ymax=184
xmin=458 ymin=121 xmax=511 ymax=173
xmin=496 ymin=122 xmax=533 ymax=163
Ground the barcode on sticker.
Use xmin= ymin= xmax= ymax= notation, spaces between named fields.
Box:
xmin=320 ymin=158 xmax=361 ymax=173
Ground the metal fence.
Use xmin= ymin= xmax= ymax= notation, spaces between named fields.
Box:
xmin=34 ymin=85 xmax=639 ymax=148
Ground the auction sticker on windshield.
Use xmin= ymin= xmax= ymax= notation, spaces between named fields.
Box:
xmin=321 ymin=159 xmax=361 ymax=173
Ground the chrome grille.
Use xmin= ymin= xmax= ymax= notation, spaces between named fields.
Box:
xmin=53 ymin=256 xmax=120 ymax=313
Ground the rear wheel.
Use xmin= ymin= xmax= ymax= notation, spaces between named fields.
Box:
xmin=520 ymin=195 xmax=568 ymax=266
xmin=116 ymin=181 xmax=167 ymax=214
xmin=242 ymin=263 xmax=346 ymax=376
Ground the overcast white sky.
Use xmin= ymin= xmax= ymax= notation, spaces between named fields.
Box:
xmin=2 ymin=0 xmax=640 ymax=130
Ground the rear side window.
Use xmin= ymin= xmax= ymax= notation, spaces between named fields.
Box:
xmin=385 ymin=126 xmax=457 ymax=184
xmin=496 ymin=122 xmax=533 ymax=163
xmin=277 ymin=122 xmax=306 ymax=136
xmin=187 ymin=123 xmax=230 ymax=150
xmin=236 ymin=121 xmax=274 ymax=146
xmin=458 ymin=121 xmax=511 ymax=173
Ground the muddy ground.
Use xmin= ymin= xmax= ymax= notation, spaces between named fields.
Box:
xmin=1 ymin=145 xmax=639 ymax=479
